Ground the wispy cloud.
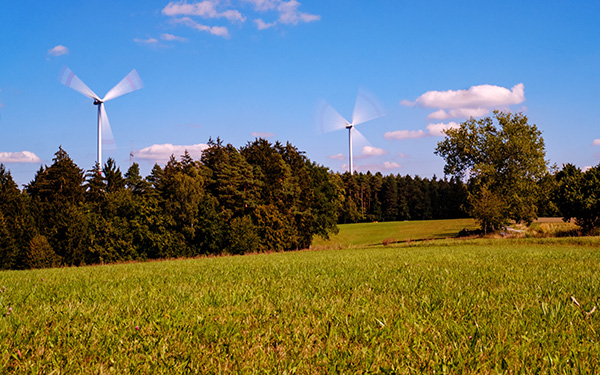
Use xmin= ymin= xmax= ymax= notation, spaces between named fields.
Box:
xmin=0 ymin=151 xmax=42 ymax=163
xmin=426 ymin=107 xmax=490 ymax=120
xmin=251 ymin=131 xmax=275 ymax=138
xmin=172 ymin=16 xmax=230 ymax=38
xmin=134 ymin=33 xmax=188 ymax=47
xmin=134 ymin=37 xmax=160 ymax=44
xmin=243 ymin=0 xmax=278 ymax=11
xmin=136 ymin=143 xmax=209 ymax=162
xmin=163 ymin=1 xmax=246 ymax=22
xmin=255 ymin=19 xmax=276 ymax=29
xmin=48 ymin=45 xmax=69 ymax=57
xmin=276 ymin=0 xmax=320 ymax=25
xmin=328 ymin=153 xmax=345 ymax=160
xmin=384 ymin=129 xmax=426 ymax=140
xmin=161 ymin=1 xmax=319 ymax=36
xmin=383 ymin=161 xmax=401 ymax=170
xmin=593 ymin=139 xmax=600 ymax=146
xmin=161 ymin=33 xmax=188 ymax=42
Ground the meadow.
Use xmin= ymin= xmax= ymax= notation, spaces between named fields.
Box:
xmin=1 ymin=220 xmax=599 ymax=373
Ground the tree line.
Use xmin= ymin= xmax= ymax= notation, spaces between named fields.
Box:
xmin=0 ymin=138 xmax=343 ymax=269
xmin=2 ymin=112 xmax=600 ymax=270
xmin=336 ymin=172 xmax=468 ymax=223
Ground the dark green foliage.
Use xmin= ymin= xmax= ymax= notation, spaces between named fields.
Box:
xmin=24 ymin=235 xmax=61 ymax=269
xmin=555 ymin=163 xmax=600 ymax=232
xmin=0 ymin=212 xmax=19 ymax=269
xmin=26 ymin=146 xmax=85 ymax=205
xmin=1 ymin=141 xmax=348 ymax=269
xmin=125 ymin=162 xmax=150 ymax=194
xmin=336 ymin=172 xmax=468 ymax=223
xmin=435 ymin=111 xmax=548 ymax=232
xmin=11 ymin=132 xmax=562 ymax=270
xmin=26 ymin=148 xmax=88 ymax=266
xmin=225 ymin=216 xmax=261 ymax=255
xmin=0 ymin=164 xmax=29 ymax=269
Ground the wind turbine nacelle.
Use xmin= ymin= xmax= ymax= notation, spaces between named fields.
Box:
xmin=93 ymin=99 xmax=103 ymax=105
xmin=345 ymin=123 xmax=353 ymax=129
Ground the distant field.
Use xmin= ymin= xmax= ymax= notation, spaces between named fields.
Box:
xmin=1 ymin=230 xmax=600 ymax=373
xmin=312 ymin=218 xmax=478 ymax=248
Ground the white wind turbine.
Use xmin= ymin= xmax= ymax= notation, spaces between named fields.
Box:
xmin=317 ymin=88 xmax=385 ymax=174
xmin=59 ymin=67 xmax=143 ymax=174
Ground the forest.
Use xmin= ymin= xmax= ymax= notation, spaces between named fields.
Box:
xmin=0 ymin=135 xmax=598 ymax=270
xmin=0 ymin=138 xmax=345 ymax=269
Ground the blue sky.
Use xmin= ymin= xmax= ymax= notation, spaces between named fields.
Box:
xmin=1 ymin=1 xmax=599 ymax=187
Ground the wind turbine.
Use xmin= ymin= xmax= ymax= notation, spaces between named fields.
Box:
xmin=59 ymin=67 xmax=143 ymax=174
xmin=317 ymin=88 xmax=385 ymax=174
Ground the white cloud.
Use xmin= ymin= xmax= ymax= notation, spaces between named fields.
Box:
xmin=136 ymin=143 xmax=209 ymax=162
xmin=134 ymin=37 xmax=159 ymax=44
xmin=0 ymin=151 xmax=42 ymax=163
xmin=162 ymin=0 xmax=319 ymax=38
xmin=361 ymin=146 xmax=387 ymax=156
xmin=593 ymin=139 xmax=600 ymax=146
xmin=161 ymin=33 xmax=188 ymax=42
xmin=277 ymin=0 xmax=320 ymax=24
xmin=383 ymin=161 xmax=401 ymax=170
xmin=163 ymin=1 xmax=246 ymax=22
xmin=243 ymin=0 xmax=278 ymax=11
xmin=255 ymin=19 xmax=276 ymax=29
xmin=48 ymin=45 xmax=69 ymax=56
xmin=385 ymin=122 xmax=459 ymax=141
xmin=397 ymin=152 xmax=409 ymax=159
xmin=328 ymin=153 xmax=345 ymax=161
xmin=251 ymin=131 xmax=275 ymax=138
xmin=426 ymin=107 xmax=490 ymax=120
xmin=404 ymin=83 xmax=525 ymax=109
xmin=172 ymin=17 xmax=230 ymax=38
xmin=425 ymin=122 xmax=460 ymax=137
xmin=384 ymin=129 xmax=426 ymax=140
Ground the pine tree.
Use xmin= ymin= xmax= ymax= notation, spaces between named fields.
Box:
xmin=26 ymin=147 xmax=88 ymax=266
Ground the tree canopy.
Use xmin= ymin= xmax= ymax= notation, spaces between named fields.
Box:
xmin=555 ymin=163 xmax=600 ymax=232
xmin=435 ymin=111 xmax=548 ymax=232
xmin=0 ymin=140 xmax=346 ymax=269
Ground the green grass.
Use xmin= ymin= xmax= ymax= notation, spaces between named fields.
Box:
xmin=1 ymin=224 xmax=600 ymax=373
xmin=312 ymin=218 xmax=478 ymax=248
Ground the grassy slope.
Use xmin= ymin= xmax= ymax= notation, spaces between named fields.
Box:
xmin=312 ymin=218 xmax=478 ymax=248
xmin=1 ymin=223 xmax=599 ymax=373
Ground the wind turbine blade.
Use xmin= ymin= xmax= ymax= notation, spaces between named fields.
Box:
xmin=100 ymin=104 xmax=116 ymax=149
xmin=103 ymin=69 xmax=144 ymax=102
xmin=352 ymin=87 xmax=386 ymax=126
xmin=315 ymin=99 xmax=349 ymax=133
xmin=352 ymin=127 xmax=371 ymax=151
xmin=58 ymin=67 xmax=100 ymax=100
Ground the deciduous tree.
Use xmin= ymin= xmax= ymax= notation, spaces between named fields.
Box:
xmin=435 ymin=111 xmax=547 ymax=232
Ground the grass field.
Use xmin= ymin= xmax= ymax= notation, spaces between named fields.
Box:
xmin=312 ymin=218 xmax=479 ymax=248
xmin=1 ymin=221 xmax=600 ymax=373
